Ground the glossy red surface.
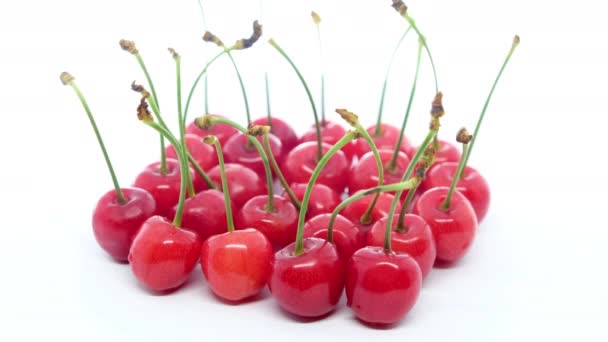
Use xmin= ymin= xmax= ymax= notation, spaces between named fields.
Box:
xmin=348 ymin=149 xmax=412 ymax=197
xmin=422 ymin=162 xmax=490 ymax=222
xmin=185 ymin=114 xmax=239 ymax=145
xmin=413 ymin=187 xmax=477 ymax=262
xmin=366 ymin=215 xmax=436 ymax=279
xmin=128 ymin=216 xmax=202 ymax=291
xmin=235 ymin=195 xmax=298 ymax=250
xmin=300 ymin=121 xmax=355 ymax=162
xmin=354 ymin=123 xmax=412 ymax=158
xmin=286 ymin=183 xmax=340 ymax=218
xmin=281 ymin=141 xmax=349 ymax=194
xmin=208 ymin=163 xmax=265 ymax=210
xmin=223 ymin=132 xmax=283 ymax=178
xmin=269 ymin=238 xmax=344 ymax=317
xmin=346 ymin=246 xmax=421 ymax=325
xmin=166 ymin=133 xmax=218 ymax=172
xmin=92 ymin=187 xmax=156 ymax=261
xmin=303 ymin=214 xmax=363 ymax=262
xmin=170 ymin=189 xmax=232 ymax=242
xmin=201 ymin=228 xmax=274 ymax=301
xmin=341 ymin=193 xmax=402 ymax=233
xmin=252 ymin=117 xmax=299 ymax=155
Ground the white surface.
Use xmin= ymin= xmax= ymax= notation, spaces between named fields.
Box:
xmin=0 ymin=0 xmax=607 ymax=341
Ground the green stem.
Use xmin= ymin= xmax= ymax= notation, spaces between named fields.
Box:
xmin=173 ymin=53 xmax=195 ymax=197
xmin=375 ymin=26 xmax=411 ymax=135
xmin=441 ymin=144 xmax=469 ymax=211
xmin=396 ymin=180 xmax=418 ymax=231
xmin=207 ymin=137 xmax=235 ymax=232
xmin=294 ymin=132 xmax=359 ymax=256
xmin=354 ymin=121 xmax=384 ymax=225
xmin=401 ymin=13 xmax=439 ymax=94
xmin=268 ymin=38 xmax=323 ymax=160
xmin=226 ymin=51 xmax=251 ymax=125
xmin=264 ymin=132 xmax=301 ymax=209
xmin=265 ymin=72 xmax=272 ymax=123
xmin=197 ymin=0 xmax=210 ymax=115
xmin=188 ymin=153 xmax=215 ymax=189
xmin=313 ymin=18 xmax=325 ymax=124
xmin=388 ymin=40 xmax=423 ymax=170
xmin=66 ymin=80 xmax=125 ymax=204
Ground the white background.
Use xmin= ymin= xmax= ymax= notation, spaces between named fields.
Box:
xmin=0 ymin=0 xmax=606 ymax=341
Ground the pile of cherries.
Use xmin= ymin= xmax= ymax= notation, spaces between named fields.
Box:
xmin=62 ymin=1 xmax=518 ymax=326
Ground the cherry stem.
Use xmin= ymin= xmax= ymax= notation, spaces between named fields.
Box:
xmin=226 ymin=51 xmax=252 ymax=125
xmin=327 ymin=178 xmax=420 ymax=244
xmin=268 ymin=38 xmax=323 ymax=160
xmin=398 ymin=12 xmax=439 ymax=94
xmin=205 ymin=136 xmax=235 ymax=232
xmin=188 ymin=153 xmax=216 ymax=189
xmin=197 ymin=116 xmax=275 ymax=212
xmin=265 ymin=72 xmax=272 ymax=123
xmin=312 ymin=11 xmax=325 ymax=124
xmin=375 ymin=26 xmax=411 ymax=136
xmin=171 ymin=50 xmax=195 ymax=198
xmin=197 ymin=0 xmax=211 ymax=114
xmin=389 ymin=39 xmax=423 ymax=171
xmin=62 ymin=75 xmax=126 ymax=204
xmin=263 ymin=132 xmax=301 ymax=209
xmin=441 ymin=144 xmax=469 ymax=211
xmin=294 ymin=131 xmax=360 ymax=256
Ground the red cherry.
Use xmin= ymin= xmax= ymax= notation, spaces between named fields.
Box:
xmin=235 ymin=195 xmax=298 ymax=250
xmin=269 ymin=237 xmax=344 ymax=317
xmin=346 ymin=246 xmax=421 ymax=325
xmin=300 ymin=121 xmax=355 ymax=162
xmin=366 ymin=215 xmax=436 ymax=279
xmin=281 ymin=141 xmax=349 ymax=194
xmin=223 ymin=132 xmax=283 ymax=178
xmin=166 ymin=133 xmax=218 ymax=172
xmin=186 ymin=114 xmax=238 ymax=145
xmin=92 ymin=187 xmax=156 ymax=261
xmin=409 ymin=139 xmax=461 ymax=165
xmin=422 ymin=162 xmax=490 ymax=222
xmin=128 ymin=216 xmax=202 ymax=291
xmin=348 ymin=149 xmax=412 ymax=197
xmin=201 ymin=228 xmax=274 ymax=301
xmin=252 ymin=117 xmax=298 ymax=155
xmin=413 ymin=187 xmax=477 ymax=263
xmin=303 ymin=214 xmax=363 ymax=261
xmin=341 ymin=193 xmax=402 ymax=232
xmin=286 ymin=183 xmax=340 ymax=218
xmin=133 ymin=159 xmax=197 ymax=218
xmin=208 ymin=163 xmax=265 ymax=210
xmin=354 ymin=124 xmax=412 ymax=159
xmin=170 ymin=189 xmax=232 ymax=243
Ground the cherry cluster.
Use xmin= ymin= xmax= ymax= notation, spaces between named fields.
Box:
xmin=62 ymin=1 xmax=518 ymax=326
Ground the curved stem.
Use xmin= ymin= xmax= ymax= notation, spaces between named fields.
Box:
xmin=441 ymin=144 xmax=469 ymax=210
xmin=268 ymin=38 xmax=323 ymax=160
xmin=173 ymin=54 xmax=195 ymax=197
xmin=197 ymin=0 xmax=210 ymax=115
xmin=265 ymin=72 xmax=272 ymax=123
xmin=207 ymin=137 xmax=235 ymax=232
xmin=355 ymin=121 xmax=384 ymax=225
xmin=397 ymin=180 xmax=418 ymax=231
xmin=312 ymin=14 xmax=325 ymax=124
xmin=264 ymin=133 xmax=301 ymax=209
xmin=188 ymin=153 xmax=215 ymax=189
xmin=294 ymin=132 xmax=359 ymax=256
xmin=375 ymin=26 xmax=411 ymax=135
xmin=226 ymin=51 xmax=251 ymax=125
xmin=66 ymin=80 xmax=125 ymax=204
xmin=400 ymin=13 xmax=439 ymax=94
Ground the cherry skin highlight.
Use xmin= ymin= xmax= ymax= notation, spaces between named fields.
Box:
xmin=208 ymin=163 xmax=265 ymax=210
xmin=286 ymin=183 xmax=340 ymax=218
xmin=166 ymin=133 xmax=218 ymax=172
xmin=348 ymin=149 xmax=412 ymax=197
xmin=128 ymin=216 xmax=202 ymax=291
xmin=186 ymin=114 xmax=238 ymax=145
xmin=413 ymin=186 xmax=477 ymax=263
xmin=303 ymin=214 xmax=363 ymax=262
xmin=367 ymin=215 xmax=436 ymax=279
xmin=170 ymin=189 xmax=231 ymax=243
xmin=133 ymin=158 xmax=197 ymax=218
xmin=346 ymin=246 xmax=422 ymax=325
xmin=300 ymin=121 xmax=356 ymax=162
xmin=201 ymin=228 xmax=274 ymax=301
xmin=269 ymin=237 xmax=345 ymax=317
xmin=341 ymin=193 xmax=402 ymax=232
xmin=252 ymin=117 xmax=298 ymax=155
xmin=422 ymin=162 xmax=490 ymax=222
xmin=281 ymin=141 xmax=349 ymax=194
xmin=223 ymin=132 xmax=283 ymax=178
xmin=354 ymin=123 xmax=412 ymax=159
xmin=235 ymin=195 xmax=298 ymax=250
xmin=92 ymin=187 xmax=156 ymax=261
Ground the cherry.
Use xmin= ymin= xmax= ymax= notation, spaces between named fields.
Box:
xmin=300 ymin=121 xmax=356 ymax=162
xmin=223 ymin=132 xmax=283 ymax=178
xmin=407 ymin=139 xmax=460 ymax=166
xmin=346 ymin=246 xmax=421 ymax=325
xmin=200 ymin=135 xmax=274 ymax=301
xmin=61 ymin=72 xmax=156 ymax=261
xmin=170 ymin=189 xmax=231 ymax=242
xmin=413 ymin=186 xmax=477 ymax=263
xmin=166 ymin=133 xmax=218 ymax=172
xmin=423 ymin=162 xmax=490 ymax=222
xmin=252 ymin=117 xmax=298 ymax=155
xmin=348 ymin=149 xmax=411 ymax=194
xmin=303 ymin=214 xmax=362 ymax=262
xmin=341 ymin=193 xmax=401 ymax=232
xmin=208 ymin=163 xmax=264 ymax=210
xmin=286 ymin=183 xmax=340 ymax=218
xmin=367 ymin=215 xmax=436 ymax=279
xmin=354 ymin=124 xmax=411 ymax=158
xmin=185 ymin=115 xmax=238 ymax=145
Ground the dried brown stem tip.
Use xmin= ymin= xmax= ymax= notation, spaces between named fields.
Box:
xmin=311 ymin=11 xmax=321 ymax=25
xmin=194 ymin=115 xmax=214 ymax=130
xmin=247 ymin=125 xmax=271 ymax=136
xmin=119 ymin=39 xmax=138 ymax=55
xmin=234 ymin=20 xmax=263 ymax=50
xmin=168 ymin=48 xmax=180 ymax=60
xmin=131 ymin=81 xmax=150 ymax=98
xmin=202 ymin=31 xmax=225 ymax=47
xmin=431 ymin=92 xmax=445 ymax=118
xmin=391 ymin=0 xmax=408 ymax=16
xmin=513 ymin=35 xmax=521 ymax=46
xmin=348 ymin=130 xmax=363 ymax=140
xmin=335 ymin=109 xmax=359 ymax=127
xmin=60 ymin=72 xmax=74 ymax=85
xmin=137 ymin=97 xmax=153 ymax=122
xmin=456 ymin=127 xmax=473 ymax=144
xmin=203 ymin=135 xmax=218 ymax=145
